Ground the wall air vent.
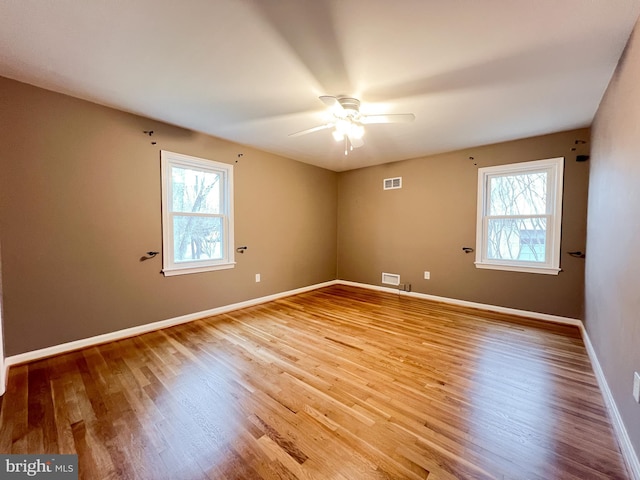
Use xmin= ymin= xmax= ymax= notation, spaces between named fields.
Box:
xmin=381 ymin=272 xmax=401 ymax=286
xmin=383 ymin=177 xmax=402 ymax=190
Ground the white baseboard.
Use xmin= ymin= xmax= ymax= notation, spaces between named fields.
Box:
xmin=336 ymin=280 xmax=582 ymax=326
xmin=580 ymin=326 xmax=640 ymax=480
xmin=4 ymin=279 xmax=580 ymax=375
xmin=0 ymin=358 xmax=5 ymax=396
xmin=4 ymin=280 xmax=337 ymax=370
xmin=0 ymin=309 xmax=5 ymax=396
xmin=337 ymin=280 xmax=639 ymax=478
xmin=2 ymin=278 xmax=637 ymax=478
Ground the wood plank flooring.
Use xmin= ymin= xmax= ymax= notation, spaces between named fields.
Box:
xmin=0 ymin=285 xmax=629 ymax=479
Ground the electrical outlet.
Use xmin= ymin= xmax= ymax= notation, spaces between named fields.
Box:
xmin=255 ymin=273 xmax=261 ymax=283
xmin=424 ymin=271 xmax=430 ymax=280
xmin=633 ymin=372 xmax=640 ymax=403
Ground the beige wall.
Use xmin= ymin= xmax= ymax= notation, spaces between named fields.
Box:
xmin=0 ymin=77 xmax=337 ymax=356
xmin=588 ymin=17 xmax=640 ymax=458
xmin=0 ymin=77 xmax=595 ymax=356
xmin=337 ymin=129 xmax=590 ymax=319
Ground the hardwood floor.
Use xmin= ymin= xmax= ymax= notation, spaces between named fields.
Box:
xmin=0 ymin=285 xmax=629 ymax=479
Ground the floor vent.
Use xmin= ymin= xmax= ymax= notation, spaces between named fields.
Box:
xmin=383 ymin=177 xmax=402 ymax=190
xmin=382 ymin=272 xmax=401 ymax=286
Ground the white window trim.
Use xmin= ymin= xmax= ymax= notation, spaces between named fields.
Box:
xmin=161 ymin=150 xmax=235 ymax=276
xmin=475 ymin=157 xmax=564 ymax=275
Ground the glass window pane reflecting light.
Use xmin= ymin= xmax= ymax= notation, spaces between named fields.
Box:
xmin=488 ymin=171 xmax=547 ymax=216
xmin=171 ymin=166 xmax=221 ymax=214
xmin=487 ymin=218 xmax=547 ymax=262
xmin=173 ymin=216 xmax=223 ymax=262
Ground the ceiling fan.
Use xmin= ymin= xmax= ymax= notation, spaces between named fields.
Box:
xmin=289 ymin=96 xmax=415 ymax=155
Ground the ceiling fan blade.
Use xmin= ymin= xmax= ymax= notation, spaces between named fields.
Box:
xmin=288 ymin=123 xmax=333 ymax=137
xmin=319 ymin=95 xmax=339 ymax=107
xmin=348 ymin=134 xmax=364 ymax=148
xmin=361 ymin=113 xmax=415 ymax=124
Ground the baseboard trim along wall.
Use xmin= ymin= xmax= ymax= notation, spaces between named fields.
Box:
xmin=2 ymin=280 xmax=337 ymax=384
xmin=339 ymin=280 xmax=639 ymax=479
xmin=0 ymin=358 xmax=5 ymax=397
xmin=336 ymin=280 xmax=583 ymax=326
xmin=580 ymin=326 xmax=640 ymax=480
xmin=2 ymin=279 xmax=638 ymax=478
xmin=6 ymin=279 xmax=580 ymax=381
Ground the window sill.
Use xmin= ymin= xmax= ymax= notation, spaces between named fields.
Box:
xmin=162 ymin=262 xmax=236 ymax=276
xmin=474 ymin=262 xmax=561 ymax=275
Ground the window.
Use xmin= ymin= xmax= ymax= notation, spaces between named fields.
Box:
xmin=160 ymin=150 xmax=234 ymax=276
xmin=475 ymin=157 xmax=564 ymax=275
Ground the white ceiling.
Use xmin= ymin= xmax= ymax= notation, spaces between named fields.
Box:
xmin=1 ymin=1 xmax=639 ymax=171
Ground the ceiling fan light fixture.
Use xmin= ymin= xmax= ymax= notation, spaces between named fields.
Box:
xmin=289 ymin=95 xmax=414 ymax=154
xmin=350 ymin=123 xmax=365 ymax=139
xmin=335 ymin=119 xmax=351 ymax=134
xmin=333 ymin=119 xmax=364 ymax=142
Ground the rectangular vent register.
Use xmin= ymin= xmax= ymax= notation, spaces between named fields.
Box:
xmin=383 ymin=177 xmax=402 ymax=190
xmin=382 ymin=272 xmax=401 ymax=286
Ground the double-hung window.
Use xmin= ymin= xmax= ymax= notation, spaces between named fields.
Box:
xmin=160 ymin=150 xmax=234 ymax=276
xmin=475 ymin=157 xmax=564 ymax=275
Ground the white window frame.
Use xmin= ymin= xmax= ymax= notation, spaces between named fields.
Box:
xmin=160 ymin=150 xmax=235 ymax=276
xmin=475 ymin=157 xmax=564 ymax=275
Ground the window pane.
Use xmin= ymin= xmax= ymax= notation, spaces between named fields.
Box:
xmin=487 ymin=217 xmax=547 ymax=262
xmin=173 ymin=215 xmax=223 ymax=262
xmin=489 ymin=171 xmax=547 ymax=216
xmin=171 ymin=166 xmax=221 ymax=214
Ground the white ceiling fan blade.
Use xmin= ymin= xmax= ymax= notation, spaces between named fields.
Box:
xmin=319 ymin=95 xmax=339 ymax=107
xmin=288 ymin=123 xmax=333 ymax=137
xmin=348 ymin=134 xmax=364 ymax=148
xmin=361 ymin=113 xmax=415 ymax=124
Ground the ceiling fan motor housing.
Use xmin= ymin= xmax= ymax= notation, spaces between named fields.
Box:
xmin=288 ymin=95 xmax=414 ymax=145
xmin=337 ymin=97 xmax=360 ymax=118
